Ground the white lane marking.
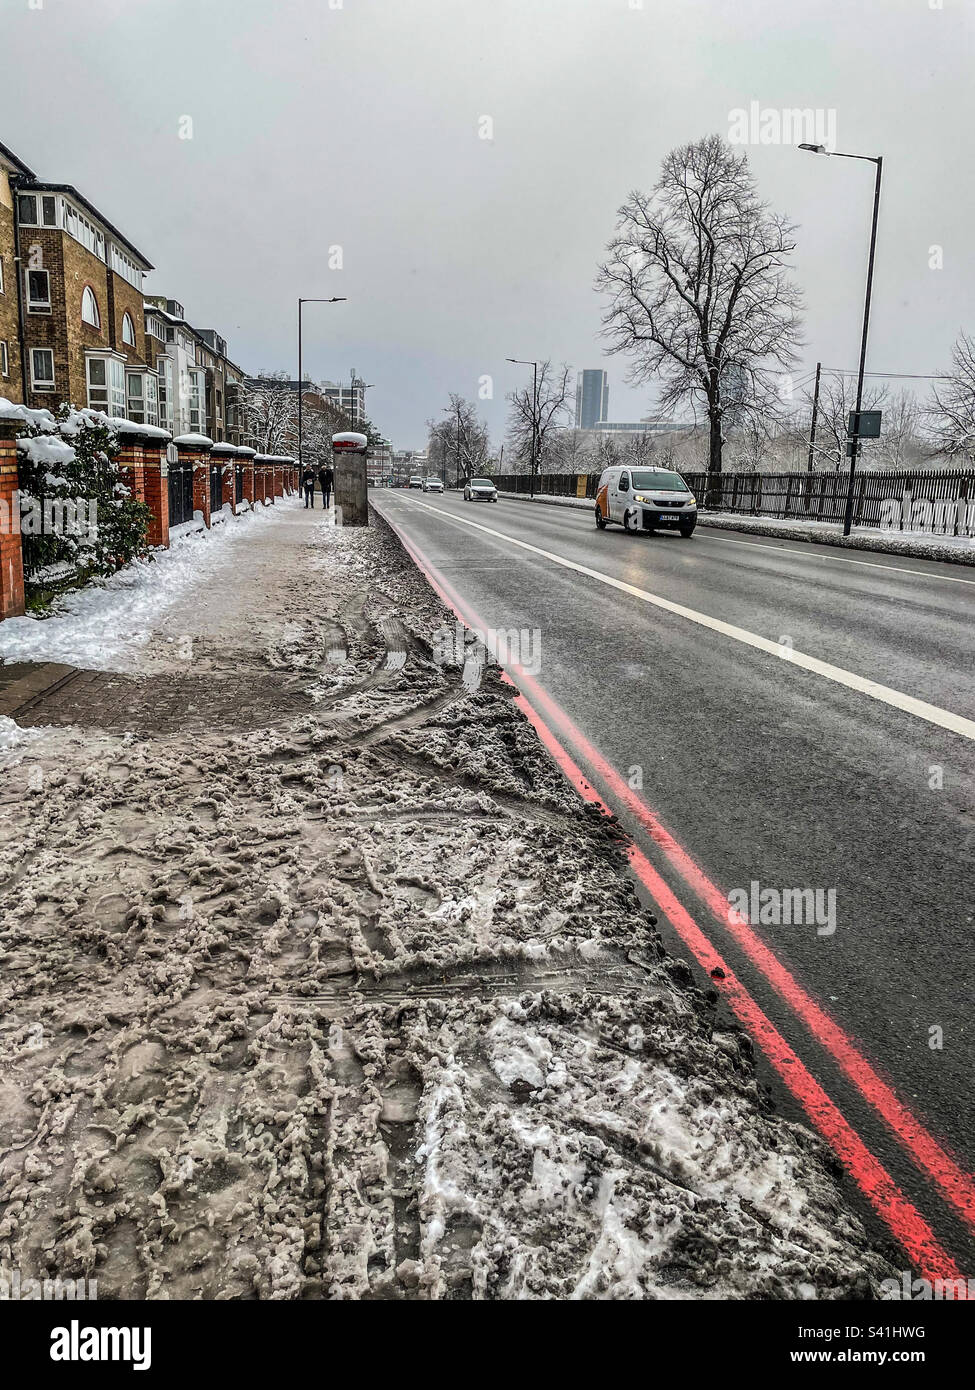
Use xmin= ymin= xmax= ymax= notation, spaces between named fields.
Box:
xmin=387 ymin=495 xmax=975 ymax=742
xmin=699 ymin=531 xmax=975 ymax=587
xmin=390 ymin=492 xmax=975 ymax=588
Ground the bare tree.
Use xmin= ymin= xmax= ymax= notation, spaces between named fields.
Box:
xmin=505 ymin=361 xmax=573 ymax=472
xmin=428 ymin=395 xmax=491 ymax=486
xmin=805 ymin=373 xmax=887 ymax=471
xmin=240 ymin=371 xmax=298 ymax=454
xmin=928 ymin=333 xmax=975 ymax=464
xmin=873 ymin=390 xmax=927 ymax=472
xmin=597 ymin=134 xmax=803 ymax=475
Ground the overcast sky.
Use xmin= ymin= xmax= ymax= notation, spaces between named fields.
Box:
xmin=3 ymin=0 xmax=973 ymax=448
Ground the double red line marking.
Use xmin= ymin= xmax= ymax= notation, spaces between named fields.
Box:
xmin=386 ymin=509 xmax=972 ymax=1289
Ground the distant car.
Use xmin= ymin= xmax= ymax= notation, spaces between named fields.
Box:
xmin=422 ymin=477 xmax=444 ymax=493
xmin=408 ymin=475 xmax=424 ymax=489
xmin=595 ymin=466 xmax=697 ymax=537
xmin=464 ymin=477 xmax=498 ymax=503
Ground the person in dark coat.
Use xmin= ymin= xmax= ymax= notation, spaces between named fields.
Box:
xmin=319 ymin=464 xmax=334 ymax=508
xmin=301 ymin=466 xmax=316 ymax=507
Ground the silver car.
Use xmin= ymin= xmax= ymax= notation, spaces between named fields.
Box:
xmin=464 ymin=477 xmax=498 ymax=502
xmin=422 ymin=477 xmax=444 ymax=493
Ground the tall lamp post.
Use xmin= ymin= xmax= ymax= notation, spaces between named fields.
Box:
xmin=507 ymin=356 xmax=539 ymax=499
xmin=297 ymin=297 xmax=346 ymax=469
xmin=798 ymin=144 xmax=883 ymax=536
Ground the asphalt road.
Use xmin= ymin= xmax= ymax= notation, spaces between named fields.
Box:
xmin=373 ymin=486 xmax=975 ymax=1277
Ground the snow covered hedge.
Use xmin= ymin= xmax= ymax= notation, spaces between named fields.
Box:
xmin=3 ymin=399 xmax=152 ymax=586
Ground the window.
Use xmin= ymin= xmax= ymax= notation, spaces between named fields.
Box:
xmin=61 ymin=202 xmax=106 ymax=261
xmin=42 ymin=195 xmax=57 ymax=226
xmin=31 ymin=348 xmax=55 ymax=391
xmin=189 ymin=369 xmax=206 ymax=433
xmin=0 ymin=256 xmax=4 ymax=294
xmin=0 ymin=341 xmax=8 ymax=378
xmin=121 ymin=312 xmax=135 ymax=346
xmin=108 ymin=244 xmax=143 ymax=291
xmin=26 ymin=269 xmax=51 ymax=312
xmin=81 ymin=286 xmax=100 ymax=327
xmin=157 ymin=355 xmax=174 ymax=429
xmin=127 ymin=371 xmax=158 ymax=427
xmin=146 ymin=315 xmax=167 ymax=342
xmin=17 ymin=194 xmax=37 ymax=225
xmin=87 ymin=356 xmax=125 ymax=416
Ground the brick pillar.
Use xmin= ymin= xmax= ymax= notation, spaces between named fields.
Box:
xmin=0 ymin=418 xmax=26 ymax=620
xmin=143 ymin=442 xmax=170 ymax=549
xmin=212 ymin=443 xmax=237 ymax=516
xmin=174 ymin=434 xmax=214 ymax=528
xmin=115 ymin=438 xmax=147 ymax=506
xmin=272 ymin=456 xmax=284 ymax=501
xmin=283 ymin=456 xmax=296 ymax=496
xmin=237 ymin=446 xmax=256 ymax=508
xmin=254 ymin=454 xmax=272 ymax=506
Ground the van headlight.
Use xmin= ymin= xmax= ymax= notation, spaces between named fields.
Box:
xmin=685 ymin=497 xmax=697 ymax=508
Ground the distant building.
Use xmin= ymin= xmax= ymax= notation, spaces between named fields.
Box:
xmin=319 ymin=371 xmax=369 ymax=427
xmin=575 ymin=369 xmax=609 ymax=430
xmin=144 ymin=299 xmax=248 ymax=443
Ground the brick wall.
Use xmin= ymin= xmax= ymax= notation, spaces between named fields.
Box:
xmin=0 ymin=418 xmax=25 ymax=618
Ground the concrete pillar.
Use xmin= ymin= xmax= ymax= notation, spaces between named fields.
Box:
xmin=173 ymin=433 xmax=215 ymax=528
xmin=0 ymin=417 xmax=26 ymax=619
xmin=332 ymin=432 xmax=369 ymax=526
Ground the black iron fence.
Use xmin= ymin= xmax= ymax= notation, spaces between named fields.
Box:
xmin=492 ymin=468 xmax=975 ymax=536
xmin=168 ymin=460 xmax=194 ymax=527
xmin=209 ymin=462 xmax=222 ymax=517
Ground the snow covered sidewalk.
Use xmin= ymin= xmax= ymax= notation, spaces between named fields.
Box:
xmin=0 ymin=500 xmax=895 ymax=1299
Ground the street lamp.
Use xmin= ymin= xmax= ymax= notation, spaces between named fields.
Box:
xmin=507 ymin=357 xmax=539 ymax=498
xmin=799 ymin=144 xmax=883 ymax=536
xmin=297 ymin=297 xmax=346 ymax=469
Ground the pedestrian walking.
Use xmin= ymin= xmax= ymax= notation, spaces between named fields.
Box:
xmin=319 ymin=464 xmax=334 ymax=508
xmin=302 ymin=466 xmax=316 ymax=508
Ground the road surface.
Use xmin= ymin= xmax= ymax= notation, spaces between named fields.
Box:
xmin=373 ymin=486 xmax=975 ymax=1278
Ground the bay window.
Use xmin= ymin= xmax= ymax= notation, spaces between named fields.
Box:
xmin=87 ymin=355 xmax=126 ymax=417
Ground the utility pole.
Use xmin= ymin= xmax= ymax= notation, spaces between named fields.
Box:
xmin=798 ymin=145 xmax=883 ymax=535
xmin=531 ymin=359 xmax=539 ymax=500
xmin=806 ymin=361 xmax=821 ymax=473
xmin=845 ymin=157 xmax=883 ymax=536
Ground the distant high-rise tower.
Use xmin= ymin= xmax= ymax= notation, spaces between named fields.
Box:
xmin=575 ymin=369 xmax=609 ymax=430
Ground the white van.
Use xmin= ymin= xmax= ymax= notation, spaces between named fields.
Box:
xmin=595 ymin=466 xmax=697 ymax=537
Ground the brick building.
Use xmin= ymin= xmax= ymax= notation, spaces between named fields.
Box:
xmin=144 ymin=298 xmax=251 ymax=445
xmin=0 ymin=140 xmax=33 ymax=403
xmin=0 ymin=145 xmax=155 ymax=418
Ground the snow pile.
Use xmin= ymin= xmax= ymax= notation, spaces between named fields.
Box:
xmin=0 ymin=506 xmax=896 ymax=1300
xmin=0 ymin=502 xmax=280 ymax=671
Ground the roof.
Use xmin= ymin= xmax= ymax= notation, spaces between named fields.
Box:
xmin=17 ymin=179 xmax=153 ymax=270
xmin=0 ymin=140 xmax=36 ymax=179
